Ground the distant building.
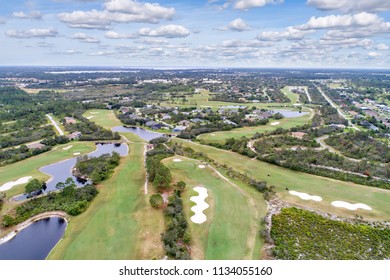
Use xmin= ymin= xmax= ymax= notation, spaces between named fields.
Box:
xmin=27 ymin=143 xmax=46 ymax=149
xmin=67 ymin=131 xmax=82 ymax=140
xmin=291 ymin=132 xmax=307 ymax=139
xmin=64 ymin=117 xmax=76 ymax=125
xmin=172 ymin=126 xmax=187 ymax=133
xmin=178 ymin=120 xmax=191 ymax=126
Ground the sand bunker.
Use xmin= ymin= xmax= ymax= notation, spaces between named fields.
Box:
xmin=173 ymin=158 xmax=182 ymax=162
xmin=271 ymin=122 xmax=280 ymax=126
xmin=90 ymin=112 xmax=98 ymax=114
xmin=86 ymin=116 xmax=94 ymax=119
xmin=198 ymin=165 xmax=206 ymax=169
xmin=73 ymin=152 xmax=81 ymax=155
xmin=331 ymin=201 xmax=372 ymax=211
xmin=0 ymin=176 xmax=32 ymax=192
xmin=289 ymin=190 xmax=322 ymax=202
xmin=190 ymin=187 xmax=209 ymax=224
xmin=211 ymin=134 xmax=216 ymax=136
xmin=63 ymin=145 xmax=73 ymax=150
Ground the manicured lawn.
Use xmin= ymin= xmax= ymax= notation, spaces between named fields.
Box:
xmin=83 ymin=109 xmax=122 ymax=130
xmin=198 ymin=114 xmax=311 ymax=144
xmin=0 ymin=142 xmax=96 ymax=198
xmin=164 ymin=156 xmax=267 ymax=260
xmin=281 ymin=86 xmax=300 ymax=104
xmin=48 ymin=143 xmax=165 ymax=260
xmin=174 ymin=139 xmax=390 ymax=221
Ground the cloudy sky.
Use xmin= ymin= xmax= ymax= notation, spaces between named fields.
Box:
xmin=1 ymin=0 xmax=389 ymax=68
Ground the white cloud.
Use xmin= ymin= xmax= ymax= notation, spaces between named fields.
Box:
xmin=219 ymin=18 xmax=251 ymax=31
xmin=138 ymin=24 xmax=190 ymax=38
xmin=13 ymin=11 xmax=42 ymax=20
xmin=63 ymin=49 xmax=82 ymax=55
xmin=89 ymin=51 xmax=115 ymax=56
xmin=72 ymin=32 xmax=100 ymax=43
xmin=307 ymin=0 xmax=390 ymax=13
xmin=105 ymin=0 xmax=175 ymax=18
xmin=58 ymin=0 xmax=175 ymax=29
xmin=136 ymin=38 xmax=169 ymax=45
xmin=376 ymin=43 xmax=389 ymax=50
xmin=5 ymin=28 xmax=58 ymax=38
xmin=234 ymin=0 xmax=283 ymax=10
xmin=368 ymin=51 xmax=381 ymax=58
xmin=105 ymin=31 xmax=135 ymax=39
xmin=298 ymin=13 xmax=381 ymax=30
xmin=257 ymin=26 xmax=313 ymax=41
xmin=0 ymin=17 xmax=6 ymax=24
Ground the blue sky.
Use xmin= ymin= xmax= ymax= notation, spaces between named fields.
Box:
xmin=0 ymin=0 xmax=389 ymax=68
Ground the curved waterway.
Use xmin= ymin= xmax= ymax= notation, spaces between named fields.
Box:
xmin=0 ymin=217 xmax=66 ymax=260
xmin=112 ymin=126 xmax=164 ymax=141
xmin=14 ymin=143 xmax=128 ymax=201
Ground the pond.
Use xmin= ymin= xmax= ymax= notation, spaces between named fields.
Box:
xmin=273 ymin=109 xmax=309 ymax=118
xmin=0 ymin=217 xmax=66 ymax=260
xmin=13 ymin=143 xmax=128 ymax=201
xmin=112 ymin=126 xmax=165 ymax=141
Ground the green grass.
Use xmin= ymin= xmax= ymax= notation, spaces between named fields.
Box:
xmin=173 ymin=139 xmax=390 ymax=221
xmin=163 ymin=156 xmax=267 ymax=260
xmin=281 ymin=86 xmax=300 ymax=104
xmin=48 ymin=143 xmax=165 ymax=260
xmin=83 ymin=109 xmax=122 ymax=130
xmin=157 ymin=89 xmax=303 ymax=110
xmin=198 ymin=114 xmax=311 ymax=144
xmin=0 ymin=142 xmax=96 ymax=198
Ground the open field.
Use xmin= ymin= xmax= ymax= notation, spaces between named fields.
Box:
xmin=281 ymin=86 xmax=300 ymax=104
xmin=198 ymin=114 xmax=311 ymax=144
xmin=163 ymin=156 xmax=267 ymax=259
xmin=0 ymin=142 xmax=96 ymax=199
xmin=173 ymin=139 xmax=390 ymax=221
xmin=157 ymin=90 xmax=304 ymax=110
xmin=48 ymin=143 xmax=165 ymax=260
xmin=83 ymin=109 xmax=122 ymax=130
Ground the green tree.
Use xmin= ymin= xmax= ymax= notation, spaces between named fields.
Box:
xmin=149 ymin=193 xmax=164 ymax=208
xmin=25 ymin=179 xmax=42 ymax=196
xmin=176 ymin=181 xmax=186 ymax=191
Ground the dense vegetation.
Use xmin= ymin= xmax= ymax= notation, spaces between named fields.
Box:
xmin=271 ymin=207 xmax=390 ymax=260
xmin=73 ymin=152 xmax=121 ymax=183
xmin=161 ymin=190 xmax=191 ymax=260
xmin=146 ymin=145 xmax=174 ymax=191
xmin=325 ymin=131 xmax=390 ymax=163
xmin=1 ymin=179 xmax=98 ymax=227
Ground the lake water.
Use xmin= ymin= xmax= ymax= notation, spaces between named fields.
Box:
xmin=13 ymin=143 xmax=128 ymax=201
xmin=0 ymin=217 xmax=66 ymax=260
xmin=112 ymin=126 xmax=164 ymax=141
xmin=273 ymin=109 xmax=309 ymax=118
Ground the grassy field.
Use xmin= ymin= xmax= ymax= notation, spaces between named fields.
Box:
xmin=174 ymin=139 xmax=390 ymax=221
xmin=0 ymin=142 xmax=96 ymax=199
xmin=281 ymin=86 xmax=300 ymax=104
xmin=48 ymin=143 xmax=165 ymax=260
xmin=83 ymin=109 xmax=122 ymax=130
xmin=163 ymin=156 xmax=267 ymax=259
xmin=157 ymin=89 xmax=303 ymax=110
xmin=198 ymin=114 xmax=311 ymax=144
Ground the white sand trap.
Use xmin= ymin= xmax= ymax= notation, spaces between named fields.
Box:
xmin=90 ymin=112 xmax=98 ymax=114
xmin=271 ymin=122 xmax=280 ymax=126
xmin=86 ymin=116 xmax=94 ymax=119
xmin=190 ymin=187 xmax=209 ymax=224
xmin=294 ymin=103 xmax=302 ymax=106
xmin=173 ymin=158 xmax=182 ymax=162
xmin=211 ymin=134 xmax=216 ymax=136
xmin=198 ymin=165 xmax=206 ymax=169
xmin=63 ymin=145 xmax=73 ymax=150
xmin=331 ymin=201 xmax=372 ymax=211
xmin=73 ymin=152 xmax=81 ymax=155
xmin=0 ymin=176 xmax=32 ymax=192
xmin=289 ymin=190 xmax=322 ymax=202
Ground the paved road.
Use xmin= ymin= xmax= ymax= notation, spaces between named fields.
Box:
xmin=316 ymin=86 xmax=360 ymax=131
xmin=46 ymin=114 xmax=64 ymax=136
